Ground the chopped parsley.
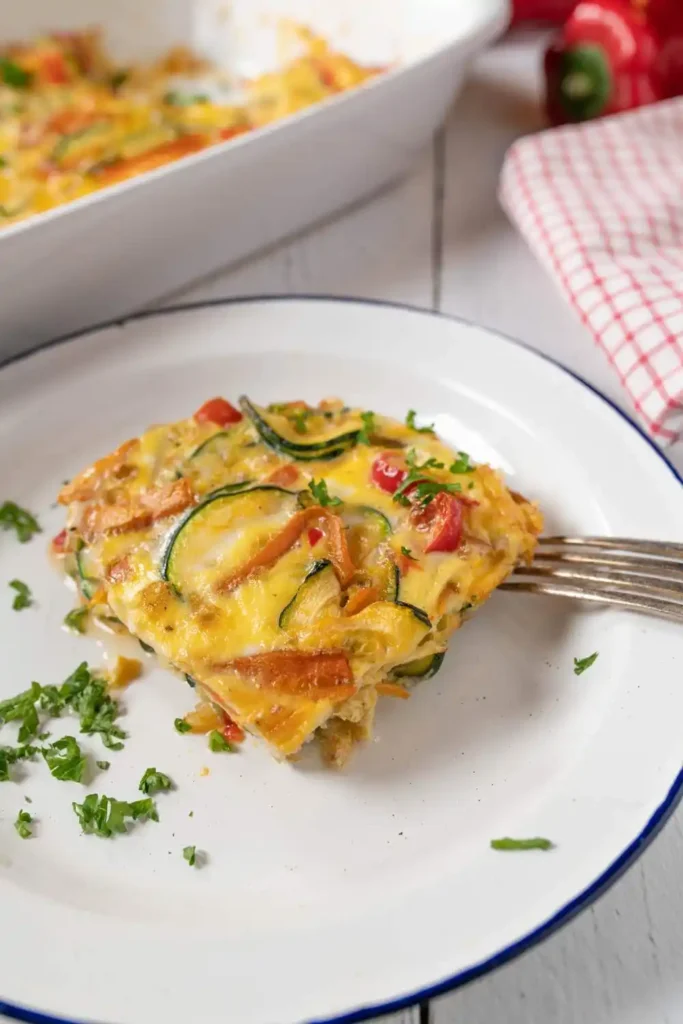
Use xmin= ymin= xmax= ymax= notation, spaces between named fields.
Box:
xmin=72 ymin=793 xmax=158 ymax=838
xmin=490 ymin=837 xmax=553 ymax=851
xmin=108 ymin=69 xmax=129 ymax=90
xmin=308 ymin=479 xmax=342 ymax=507
xmin=208 ymin=730 xmax=233 ymax=753
xmin=139 ymin=767 xmax=173 ymax=795
xmin=400 ymin=546 xmax=417 ymax=561
xmin=405 ymin=409 xmax=435 ymax=434
xmin=174 ymin=718 xmax=192 ymax=734
xmin=9 ymin=579 xmax=32 ymax=611
xmin=449 ymin=451 xmax=474 ymax=474
xmin=574 ymin=652 xmax=599 ymax=675
xmin=96 ymin=760 xmax=110 ymax=771
xmin=0 ymin=501 xmax=40 ymax=543
xmin=64 ymin=606 xmax=89 ymax=633
xmin=0 ymin=59 xmax=32 ymax=89
xmin=14 ymin=809 xmax=33 ymax=839
xmin=42 ymin=736 xmax=87 ymax=782
xmin=0 ymin=744 xmax=38 ymax=782
xmin=183 ymin=845 xmax=197 ymax=866
xmin=393 ymin=449 xmax=462 ymax=508
xmin=357 ymin=411 xmax=376 ymax=446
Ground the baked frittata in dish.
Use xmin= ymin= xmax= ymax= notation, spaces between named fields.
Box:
xmin=54 ymin=396 xmax=542 ymax=766
xmin=0 ymin=28 xmax=382 ymax=229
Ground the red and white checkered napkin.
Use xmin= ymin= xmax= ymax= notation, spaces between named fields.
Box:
xmin=500 ymin=98 xmax=683 ymax=446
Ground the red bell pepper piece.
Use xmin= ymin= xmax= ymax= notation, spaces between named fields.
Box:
xmin=512 ymin=0 xmax=577 ymax=24
xmin=370 ymin=452 xmax=408 ymax=494
xmin=545 ymin=0 xmax=661 ymax=124
xmin=194 ymin=397 xmax=242 ymax=426
xmin=308 ymin=527 xmax=324 ymax=547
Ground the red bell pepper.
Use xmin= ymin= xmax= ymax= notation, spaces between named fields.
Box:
xmin=370 ymin=451 xmax=408 ymax=494
xmin=512 ymin=0 xmax=577 ymax=24
xmin=193 ymin=397 xmax=242 ymax=426
xmin=545 ymin=0 xmax=661 ymax=124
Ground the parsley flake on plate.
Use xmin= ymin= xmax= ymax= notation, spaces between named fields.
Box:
xmin=307 ymin=479 xmax=342 ymax=507
xmin=490 ymin=837 xmax=553 ymax=851
xmin=208 ymin=730 xmax=233 ymax=753
xmin=42 ymin=736 xmax=87 ymax=783
xmin=0 ymin=744 xmax=38 ymax=782
xmin=574 ymin=652 xmax=599 ymax=675
xmin=14 ymin=809 xmax=33 ymax=839
xmin=139 ymin=767 xmax=173 ymax=795
xmin=72 ymin=793 xmax=158 ymax=838
xmin=9 ymin=579 xmax=32 ymax=611
xmin=174 ymin=718 xmax=192 ymax=734
xmin=0 ymin=501 xmax=40 ymax=543
xmin=96 ymin=760 xmax=110 ymax=771
xmin=183 ymin=845 xmax=199 ymax=867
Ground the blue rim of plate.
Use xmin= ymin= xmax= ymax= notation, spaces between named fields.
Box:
xmin=0 ymin=294 xmax=681 ymax=1024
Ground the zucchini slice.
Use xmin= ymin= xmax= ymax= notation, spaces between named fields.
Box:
xmin=161 ymin=485 xmax=299 ymax=595
xmin=392 ymin=652 xmax=445 ymax=680
xmin=76 ymin=546 xmax=99 ymax=600
xmin=318 ymin=601 xmax=430 ymax=666
xmin=279 ymin=560 xmax=341 ymax=631
xmin=239 ymin=396 xmax=360 ymax=460
xmin=189 ymin=431 xmax=233 ymax=460
xmin=395 ymin=601 xmax=431 ymax=629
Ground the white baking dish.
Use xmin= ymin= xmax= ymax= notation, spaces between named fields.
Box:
xmin=0 ymin=0 xmax=508 ymax=358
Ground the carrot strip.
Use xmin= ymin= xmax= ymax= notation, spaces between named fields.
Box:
xmin=344 ymin=585 xmax=380 ymax=617
xmin=265 ymin=464 xmax=300 ymax=488
xmin=376 ymin=682 xmax=411 ymax=700
xmin=82 ymin=479 xmax=194 ymax=541
xmin=58 ymin=439 xmax=139 ymax=505
xmin=94 ymin=135 xmax=206 ymax=185
xmin=214 ymin=649 xmax=355 ymax=702
xmin=217 ymin=505 xmax=355 ymax=592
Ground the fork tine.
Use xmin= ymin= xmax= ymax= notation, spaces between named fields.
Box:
xmin=539 ymin=537 xmax=683 ymax=562
xmin=500 ymin=579 xmax=683 ymax=623
xmin=512 ymin=564 xmax=683 ymax=601
xmin=532 ymin=552 xmax=683 ymax=588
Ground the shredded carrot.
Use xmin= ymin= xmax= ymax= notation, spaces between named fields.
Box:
xmin=265 ymin=464 xmax=300 ymax=488
xmin=344 ymin=585 xmax=380 ymax=617
xmin=82 ymin=478 xmax=194 ymax=541
xmin=217 ymin=505 xmax=355 ymax=592
xmin=58 ymin=439 xmax=139 ymax=504
xmin=376 ymin=682 xmax=411 ymax=700
xmin=214 ymin=649 xmax=355 ymax=702
xmin=94 ymin=135 xmax=206 ymax=184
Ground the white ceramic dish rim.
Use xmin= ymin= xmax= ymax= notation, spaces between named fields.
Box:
xmin=0 ymin=0 xmax=507 ymax=247
xmin=0 ymin=294 xmax=681 ymax=1024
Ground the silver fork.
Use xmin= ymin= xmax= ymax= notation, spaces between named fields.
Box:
xmin=500 ymin=537 xmax=683 ymax=623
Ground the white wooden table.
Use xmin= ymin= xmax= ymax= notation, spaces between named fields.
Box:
xmin=167 ymin=30 xmax=683 ymax=1024
xmin=5 ymin=28 xmax=682 ymax=1024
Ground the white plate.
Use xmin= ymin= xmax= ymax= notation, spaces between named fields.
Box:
xmin=0 ymin=297 xmax=681 ymax=1024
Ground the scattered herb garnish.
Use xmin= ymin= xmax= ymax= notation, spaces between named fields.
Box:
xmin=405 ymin=409 xmax=435 ymax=434
xmin=59 ymin=662 xmax=126 ymax=750
xmin=14 ymin=809 xmax=33 ymax=839
xmin=449 ymin=451 xmax=474 ymax=474
xmin=42 ymin=736 xmax=87 ymax=783
xmin=0 ymin=501 xmax=40 ymax=543
xmin=64 ymin=606 xmax=88 ymax=633
xmin=490 ymin=837 xmax=553 ymax=851
xmin=183 ymin=845 xmax=197 ymax=866
xmin=0 ymin=744 xmax=38 ymax=782
xmin=9 ymin=579 xmax=32 ymax=611
xmin=395 ymin=476 xmax=462 ymax=509
xmin=406 ymin=449 xmax=444 ymax=472
xmin=72 ymin=793 xmax=158 ymax=838
xmin=574 ymin=652 xmax=599 ymax=676
xmin=174 ymin=718 xmax=191 ymax=734
xmin=96 ymin=760 xmax=110 ymax=771
xmin=108 ymin=69 xmax=129 ymax=90
xmin=0 ymin=59 xmax=33 ymax=89
xmin=357 ymin=411 xmax=376 ymax=446
xmin=208 ymin=730 xmax=233 ymax=753
xmin=139 ymin=767 xmax=173 ymax=795
xmin=308 ymin=479 xmax=342 ymax=508
xmin=400 ymin=546 xmax=417 ymax=561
